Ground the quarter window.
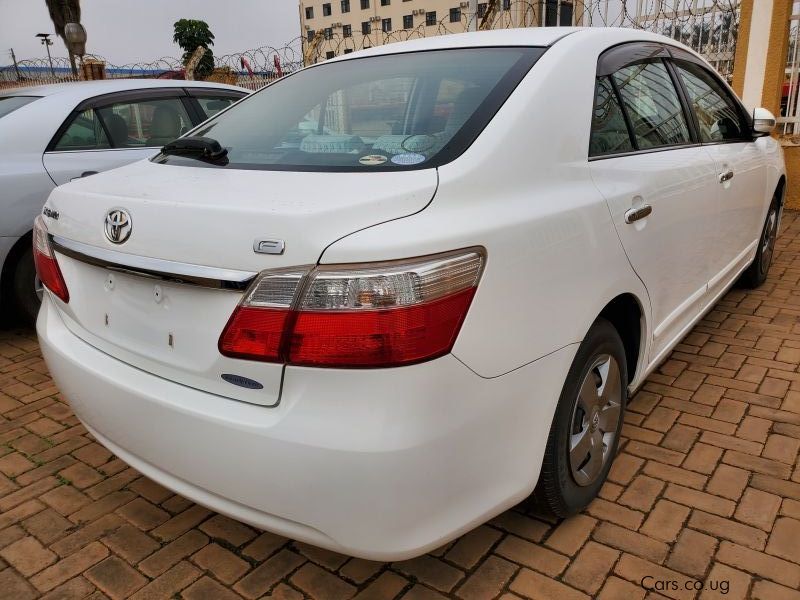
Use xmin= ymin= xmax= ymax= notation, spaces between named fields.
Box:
xmin=590 ymin=77 xmax=634 ymax=156
xmin=53 ymin=108 xmax=110 ymax=151
xmin=612 ymin=60 xmax=691 ymax=149
xmin=195 ymin=96 xmax=238 ymax=119
xmin=674 ymin=60 xmax=745 ymax=142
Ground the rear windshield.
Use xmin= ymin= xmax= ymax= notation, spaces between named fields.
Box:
xmin=155 ymin=47 xmax=544 ymax=172
xmin=0 ymin=96 xmax=40 ymax=119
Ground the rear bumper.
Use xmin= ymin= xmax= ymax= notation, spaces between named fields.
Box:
xmin=38 ymin=294 xmax=576 ymax=560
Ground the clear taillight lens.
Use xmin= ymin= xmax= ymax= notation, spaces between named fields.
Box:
xmin=218 ymin=249 xmax=484 ymax=367
xmin=32 ymin=216 xmax=69 ymax=303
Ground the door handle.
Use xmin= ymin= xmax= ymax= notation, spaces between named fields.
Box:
xmin=719 ymin=170 xmax=734 ymax=183
xmin=624 ymin=205 xmax=652 ymax=224
xmin=70 ymin=171 xmax=98 ymax=182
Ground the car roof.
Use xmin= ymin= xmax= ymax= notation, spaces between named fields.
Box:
xmin=328 ymin=27 xmax=673 ymax=61
xmin=0 ymin=78 xmax=247 ymax=99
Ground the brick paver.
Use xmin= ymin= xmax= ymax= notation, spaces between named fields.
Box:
xmin=1 ymin=212 xmax=800 ymax=599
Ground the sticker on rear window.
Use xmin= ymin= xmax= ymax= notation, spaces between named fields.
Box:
xmin=391 ymin=153 xmax=426 ymax=166
xmin=359 ymin=154 xmax=387 ymax=166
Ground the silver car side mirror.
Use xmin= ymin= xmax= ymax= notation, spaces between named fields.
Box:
xmin=752 ymin=107 xmax=776 ymax=136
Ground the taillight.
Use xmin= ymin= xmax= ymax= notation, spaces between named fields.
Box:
xmin=33 ymin=216 xmax=69 ymax=303
xmin=219 ymin=249 xmax=484 ymax=368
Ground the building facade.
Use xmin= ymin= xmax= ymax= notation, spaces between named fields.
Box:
xmin=299 ymin=0 xmax=578 ymax=62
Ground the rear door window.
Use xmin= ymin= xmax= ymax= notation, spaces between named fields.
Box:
xmin=612 ymin=61 xmax=691 ymax=149
xmin=95 ymin=98 xmax=193 ymax=148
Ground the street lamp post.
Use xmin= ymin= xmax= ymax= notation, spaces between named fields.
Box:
xmin=35 ymin=33 xmax=55 ymax=78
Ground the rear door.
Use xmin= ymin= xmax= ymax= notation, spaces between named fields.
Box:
xmin=670 ymin=56 xmax=767 ymax=296
xmin=588 ymin=44 xmax=720 ymax=361
xmin=43 ymin=89 xmax=194 ymax=185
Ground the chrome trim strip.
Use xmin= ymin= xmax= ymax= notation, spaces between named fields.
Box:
xmin=49 ymin=235 xmax=257 ymax=290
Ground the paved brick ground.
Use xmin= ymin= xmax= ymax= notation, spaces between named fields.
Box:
xmin=1 ymin=215 xmax=800 ymax=600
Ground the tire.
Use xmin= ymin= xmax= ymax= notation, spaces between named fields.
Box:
xmin=11 ymin=246 xmax=42 ymax=326
xmin=533 ymin=317 xmax=627 ymax=517
xmin=741 ymin=200 xmax=779 ymax=289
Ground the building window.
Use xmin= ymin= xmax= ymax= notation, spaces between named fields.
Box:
xmin=344 ymin=48 xmax=353 ymax=53
xmin=477 ymin=3 xmax=487 ymax=17
xmin=544 ymin=0 xmax=573 ymax=26
xmin=426 ymin=11 xmax=437 ymax=25
xmin=362 ymin=20 xmax=371 ymax=34
xmin=326 ymin=51 xmax=335 ymax=59
xmin=502 ymin=0 xmax=510 ymax=9
xmin=343 ymin=23 xmax=352 ymax=37
xmin=403 ymin=14 xmax=413 ymax=28
xmin=381 ymin=0 xmax=390 ymax=5
xmin=361 ymin=0 xmax=369 ymax=8
xmin=324 ymin=27 xmax=333 ymax=39
xmin=449 ymin=7 xmax=461 ymax=22
xmin=322 ymin=3 xmax=332 ymax=16
xmin=307 ymin=30 xmax=315 ymax=42
xmin=305 ymin=6 xmax=314 ymax=19
xmin=382 ymin=17 xmax=392 ymax=32
xmin=341 ymin=0 xmax=351 ymax=12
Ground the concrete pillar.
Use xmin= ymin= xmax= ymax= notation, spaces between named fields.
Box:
xmin=731 ymin=0 xmax=793 ymax=116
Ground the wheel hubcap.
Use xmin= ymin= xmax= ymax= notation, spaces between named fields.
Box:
xmin=569 ymin=354 xmax=622 ymax=487
xmin=760 ymin=208 xmax=778 ymax=275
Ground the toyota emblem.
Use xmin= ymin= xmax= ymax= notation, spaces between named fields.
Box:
xmin=104 ymin=208 xmax=132 ymax=244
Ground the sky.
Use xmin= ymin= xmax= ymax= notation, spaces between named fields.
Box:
xmin=0 ymin=0 xmax=299 ymax=67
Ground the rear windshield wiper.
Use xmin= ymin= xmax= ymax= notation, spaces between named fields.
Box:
xmin=161 ymin=136 xmax=228 ymax=164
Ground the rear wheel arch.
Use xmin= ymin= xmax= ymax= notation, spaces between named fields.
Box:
xmin=597 ymin=293 xmax=645 ymax=386
xmin=1 ymin=230 xmax=34 ymax=318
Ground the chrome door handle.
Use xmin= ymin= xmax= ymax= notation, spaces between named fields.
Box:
xmin=719 ymin=170 xmax=734 ymax=183
xmin=624 ymin=205 xmax=652 ymax=224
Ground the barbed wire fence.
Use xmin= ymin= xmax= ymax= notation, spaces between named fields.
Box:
xmin=2 ymin=0 xmax=739 ymax=91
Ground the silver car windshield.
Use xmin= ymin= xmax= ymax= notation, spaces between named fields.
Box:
xmin=154 ymin=47 xmax=544 ymax=172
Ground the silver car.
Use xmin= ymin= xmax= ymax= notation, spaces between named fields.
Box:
xmin=0 ymin=79 xmax=247 ymax=322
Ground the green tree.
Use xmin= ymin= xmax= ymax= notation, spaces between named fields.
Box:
xmin=173 ymin=19 xmax=215 ymax=79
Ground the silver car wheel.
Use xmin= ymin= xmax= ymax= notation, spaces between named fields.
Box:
xmin=569 ymin=354 xmax=622 ymax=487
xmin=760 ymin=207 xmax=778 ymax=275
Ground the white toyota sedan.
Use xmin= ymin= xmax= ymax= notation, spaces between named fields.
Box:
xmin=36 ymin=27 xmax=785 ymax=560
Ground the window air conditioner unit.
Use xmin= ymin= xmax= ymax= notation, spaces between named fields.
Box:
xmin=460 ymin=1 xmax=468 ymax=7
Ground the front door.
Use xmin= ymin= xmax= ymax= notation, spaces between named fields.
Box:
xmin=671 ymin=58 xmax=768 ymax=296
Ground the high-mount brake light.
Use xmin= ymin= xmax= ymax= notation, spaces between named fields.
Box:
xmin=218 ymin=250 xmax=485 ymax=368
xmin=32 ymin=216 xmax=69 ymax=303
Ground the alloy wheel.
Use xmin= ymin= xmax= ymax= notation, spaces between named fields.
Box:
xmin=760 ymin=207 xmax=778 ymax=276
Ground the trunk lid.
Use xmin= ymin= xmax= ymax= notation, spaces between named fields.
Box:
xmin=43 ymin=160 xmax=438 ymax=405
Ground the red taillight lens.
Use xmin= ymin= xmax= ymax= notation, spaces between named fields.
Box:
xmin=218 ymin=250 xmax=484 ymax=368
xmin=32 ymin=216 xmax=69 ymax=303
xmin=288 ymin=287 xmax=476 ymax=367
xmin=218 ymin=307 xmax=290 ymax=361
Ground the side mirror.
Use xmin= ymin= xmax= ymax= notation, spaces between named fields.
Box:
xmin=752 ymin=107 xmax=776 ymax=136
